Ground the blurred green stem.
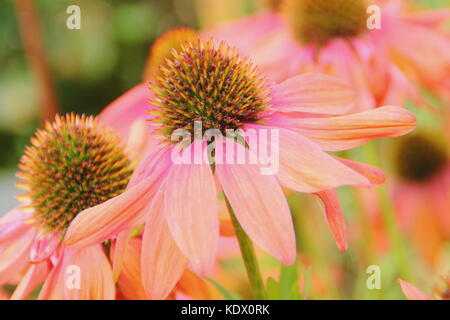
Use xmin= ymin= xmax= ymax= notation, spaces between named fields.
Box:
xmin=225 ymin=196 xmax=267 ymax=300
xmin=362 ymin=142 xmax=411 ymax=280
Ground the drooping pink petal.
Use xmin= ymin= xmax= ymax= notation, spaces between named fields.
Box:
xmin=0 ymin=226 xmax=36 ymax=284
xmin=287 ymin=106 xmax=416 ymax=151
xmin=335 ymin=157 xmax=386 ymax=186
xmin=271 ymin=73 xmax=356 ymax=115
xmin=205 ymin=13 xmax=283 ymax=54
xmin=251 ymin=126 xmax=371 ymax=193
xmin=113 ymin=238 xmax=147 ymax=300
xmin=64 ymin=147 xmax=173 ymax=249
xmin=30 ymin=232 xmax=60 ymax=262
xmin=0 ymin=208 xmax=33 ymax=243
xmin=98 ymin=83 xmax=154 ymax=140
xmin=11 ymin=261 xmax=50 ymax=300
xmin=163 ymin=142 xmax=219 ymax=274
xmin=398 ymin=279 xmax=431 ymax=300
xmin=215 ymin=140 xmax=296 ymax=265
xmin=64 ymin=178 xmax=156 ymax=249
xmin=39 ymin=246 xmax=115 ymax=300
xmin=112 ymin=229 xmax=131 ymax=281
xmin=405 ymin=8 xmax=450 ymax=27
xmin=314 ymin=190 xmax=348 ymax=251
xmin=141 ymin=191 xmax=188 ymax=299
xmin=318 ymin=40 xmax=376 ymax=111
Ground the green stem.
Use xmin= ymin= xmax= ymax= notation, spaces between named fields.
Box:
xmin=225 ymin=197 xmax=267 ymax=300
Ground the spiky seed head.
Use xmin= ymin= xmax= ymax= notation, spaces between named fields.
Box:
xmin=17 ymin=114 xmax=134 ymax=235
xmin=150 ymin=38 xmax=271 ymax=139
xmin=284 ymin=0 xmax=368 ymax=46
xmin=144 ymin=28 xmax=199 ymax=81
xmin=394 ymin=134 xmax=448 ymax=183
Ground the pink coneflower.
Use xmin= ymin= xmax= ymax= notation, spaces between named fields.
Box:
xmin=63 ymin=38 xmax=415 ymax=298
xmin=390 ymin=131 xmax=450 ymax=266
xmin=0 ymin=114 xmax=137 ymax=299
xmin=398 ymin=274 xmax=450 ymax=300
xmin=209 ymin=0 xmax=450 ymax=109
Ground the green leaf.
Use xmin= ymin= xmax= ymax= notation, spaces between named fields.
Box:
xmin=204 ymin=277 xmax=241 ymax=300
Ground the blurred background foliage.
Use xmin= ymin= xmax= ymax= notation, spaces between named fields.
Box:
xmin=0 ymin=0 xmax=448 ymax=300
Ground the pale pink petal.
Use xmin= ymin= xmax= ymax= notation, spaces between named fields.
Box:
xmin=11 ymin=261 xmax=50 ymax=300
xmin=0 ymin=208 xmax=32 ymax=243
xmin=405 ymin=9 xmax=450 ymax=28
xmin=114 ymin=238 xmax=147 ymax=300
xmin=398 ymin=279 xmax=431 ymax=300
xmin=112 ymin=229 xmax=131 ymax=281
xmin=286 ymin=106 xmax=416 ymax=151
xmin=271 ymin=73 xmax=356 ymax=115
xmin=0 ymin=226 xmax=36 ymax=284
xmin=141 ymin=191 xmax=188 ymax=299
xmin=30 ymin=232 xmax=60 ymax=262
xmin=314 ymin=190 xmax=347 ymax=251
xmin=39 ymin=246 xmax=115 ymax=300
xmin=64 ymin=147 xmax=172 ymax=249
xmin=215 ymin=140 xmax=296 ymax=265
xmin=251 ymin=126 xmax=371 ymax=193
xmin=98 ymin=83 xmax=153 ymax=140
xmin=318 ymin=40 xmax=376 ymax=111
xmin=335 ymin=157 xmax=386 ymax=186
xmin=205 ymin=13 xmax=282 ymax=54
xmin=163 ymin=142 xmax=219 ymax=274
xmin=64 ymin=178 xmax=157 ymax=249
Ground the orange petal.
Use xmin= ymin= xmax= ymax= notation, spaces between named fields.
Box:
xmin=39 ymin=246 xmax=115 ymax=300
xmin=314 ymin=190 xmax=348 ymax=251
xmin=215 ymin=140 xmax=296 ymax=265
xmin=142 ymin=191 xmax=188 ymax=299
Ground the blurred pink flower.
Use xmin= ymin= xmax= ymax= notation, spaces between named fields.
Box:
xmin=208 ymin=0 xmax=450 ymax=109
xmin=63 ymin=38 xmax=415 ymax=299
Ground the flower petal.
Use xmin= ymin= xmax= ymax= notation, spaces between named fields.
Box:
xmin=64 ymin=147 xmax=172 ymax=249
xmin=215 ymin=140 xmax=296 ymax=265
xmin=141 ymin=191 xmax=188 ymax=299
xmin=114 ymin=238 xmax=147 ymax=300
xmin=98 ymin=83 xmax=153 ymax=140
xmin=271 ymin=73 xmax=356 ymax=115
xmin=39 ymin=246 xmax=115 ymax=300
xmin=264 ymin=127 xmax=371 ymax=193
xmin=163 ymin=142 xmax=219 ymax=274
xmin=398 ymin=279 xmax=431 ymax=300
xmin=11 ymin=261 xmax=50 ymax=300
xmin=314 ymin=190 xmax=347 ymax=251
xmin=289 ymin=106 xmax=416 ymax=151
xmin=335 ymin=157 xmax=386 ymax=186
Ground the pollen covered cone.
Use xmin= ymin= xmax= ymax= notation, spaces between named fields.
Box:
xmin=209 ymin=0 xmax=450 ymax=109
xmin=0 ymin=114 xmax=137 ymax=299
xmin=17 ymin=113 xmax=134 ymax=235
xmin=143 ymin=27 xmax=199 ymax=81
xmin=150 ymin=38 xmax=271 ymax=138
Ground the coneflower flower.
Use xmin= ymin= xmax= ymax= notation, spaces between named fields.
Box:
xmin=209 ymin=0 xmax=450 ymax=109
xmin=63 ymin=38 xmax=415 ymax=298
xmin=0 ymin=114 xmax=136 ymax=299
xmin=390 ymin=131 xmax=450 ymax=265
